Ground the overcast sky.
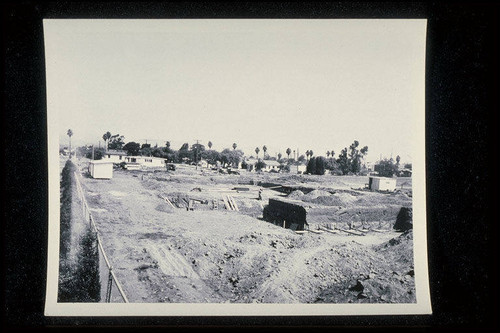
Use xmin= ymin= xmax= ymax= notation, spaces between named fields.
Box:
xmin=44 ymin=19 xmax=426 ymax=163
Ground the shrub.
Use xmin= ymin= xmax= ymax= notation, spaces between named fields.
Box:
xmin=60 ymin=160 xmax=76 ymax=260
xmin=73 ymin=227 xmax=101 ymax=302
xmin=306 ymin=157 xmax=326 ymax=175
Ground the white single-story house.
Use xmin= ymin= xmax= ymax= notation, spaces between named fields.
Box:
xmin=241 ymin=158 xmax=282 ymax=172
xmin=397 ymin=168 xmax=413 ymax=177
xmin=88 ymin=160 xmax=113 ymax=179
xmin=262 ymin=160 xmax=281 ymax=172
xmin=123 ymin=156 xmax=167 ymax=168
xmin=368 ymin=176 xmax=397 ymax=191
xmin=102 ymin=149 xmax=127 ymax=163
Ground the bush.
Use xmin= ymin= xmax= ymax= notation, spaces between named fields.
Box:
xmin=60 ymin=160 xmax=76 ymax=260
xmin=306 ymin=157 xmax=326 ymax=175
xmin=73 ymin=227 xmax=101 ymax=302
xmin=375 ymin=159 xmax=398 ymax=177
xmin=85 ymin=148 xmax=104 ymax=160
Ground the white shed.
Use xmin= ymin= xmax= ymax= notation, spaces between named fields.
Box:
xmin=88 ymin=160 xmax=113 ymax=179
xmin=368 ymin=176 xmax=396 ymax=191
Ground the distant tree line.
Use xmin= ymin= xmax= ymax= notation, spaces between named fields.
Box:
xmin=304 ymin=140 xmax=368 ymax=175
xmin=75 ymin=132 xmax=410 ymax=177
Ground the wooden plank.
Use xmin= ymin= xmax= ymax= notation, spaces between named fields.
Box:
xmin=308 ymin=229 xmax=324 ymax=234
xmin=337 ymin=228 xmax=364 ymax=236
xmin=295 ymin=230 xmax=308 ymax=234
xmin=319 ymin=227 xmax=339 ymax=234
xmin=164 ymin=196 xmax=175 ymax=209
xmin=222 ymin=196 xmax=232 ymax=210
xmin=229 ymin=196 xmax=239 ymax=211
xmin=226 ymin=196 xmax=234 ymax=210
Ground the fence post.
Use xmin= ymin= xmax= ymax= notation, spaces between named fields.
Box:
xmin=106 ymin=267 xmax=113 ymax=303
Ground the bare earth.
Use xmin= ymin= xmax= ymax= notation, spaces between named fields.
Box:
xmin=72 ymin=157 xmax=415 ymax=304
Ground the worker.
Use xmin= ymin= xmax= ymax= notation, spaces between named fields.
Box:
xmin=258 ymin=188 xmax=263 ymax=200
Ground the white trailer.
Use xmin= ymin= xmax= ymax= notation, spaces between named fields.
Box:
xmin=88 ymin=160 xmax=113 ymax=179
xmin=368 ymin=176 xmax=396 ymax=191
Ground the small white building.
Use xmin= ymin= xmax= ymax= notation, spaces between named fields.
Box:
xmin=102 ymin=150 xmax=127 ymax=163
xmin=88 ymin=160 xmax=113 ymax=179
xmin=368 ymin=176 xmax=397 ymax=191
xmin=123 ymin=156 xmax=167 ymax=168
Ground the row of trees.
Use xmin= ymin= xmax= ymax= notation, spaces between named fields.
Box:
xmin=305 ymin=140 xmax=369 ymax=175
xmin=58 ymin=160 xmax=100 ymax=302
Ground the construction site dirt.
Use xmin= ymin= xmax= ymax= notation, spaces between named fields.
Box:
xmin=73 ymin=158 xmax=415 ymax=304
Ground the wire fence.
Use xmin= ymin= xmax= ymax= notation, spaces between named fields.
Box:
xmin=74 ymin=172 xmax=129 ymax=303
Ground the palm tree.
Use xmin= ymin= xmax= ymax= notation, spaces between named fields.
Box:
xmin=67 ymin=129 xmax=73 ymax=159
xmin=255 ymin=147 xmax=260 ymax=159
xmin=277 ymin=152 xmax=282 ymax=161
xmin=233 ymin=143 xmax=237 ymax=150
xmin=102 ymin=131 xmax=111 ymax=152
xmin=306 ymin=150 xmax=310 ymax=161
xmin=286 ymin=148 xmax=291 ymax=161
xmin=208 ymin=141 xmax=213 ymax=149
xmin=326 ymin=151 xmax=330 ymax=158
xmin=262 ymin=145 xmax=267 ymax=159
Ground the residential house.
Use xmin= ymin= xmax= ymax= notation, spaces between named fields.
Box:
xmin=241 ymin=158 xmax=282 ymax=172
xmin=262 ymin=160 xmax=281 ymax=172
xmin=123 ymin=156 xmax=167 ymax=168
xmin=102 ymin=149 xmax=127 ymax=163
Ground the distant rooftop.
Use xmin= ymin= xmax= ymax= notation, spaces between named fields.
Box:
xmin=106 ymin=150 xmax=127 ymax=155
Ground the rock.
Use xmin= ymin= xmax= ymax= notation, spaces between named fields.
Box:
xmin=349 ymin=280 xmax=364 ymax=292
xmin=357 ymin=292 xmax=368 ymax=299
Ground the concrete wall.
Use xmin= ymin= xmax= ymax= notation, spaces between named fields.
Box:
xmin=263 ymin=198 xmax=308 ymax=231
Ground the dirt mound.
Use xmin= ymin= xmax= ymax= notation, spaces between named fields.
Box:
xmin=375 ymin=230 xmax=414 ymax=266
xmin=307 ymin=196 xmax=345 ymax=206
xmin=287 ymin=190 xmax=305 ymax=199
xmin=155 ymin=203 xmax=175 ymax=213
xmin=303 ymin=189 xmax=332 ymax=199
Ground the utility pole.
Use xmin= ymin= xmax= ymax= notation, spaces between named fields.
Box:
xmin=194 ymin=139 xmax=201 ymax=170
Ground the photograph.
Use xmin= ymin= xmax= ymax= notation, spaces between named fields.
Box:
xmin=43 ymin=19 xmax=430 ymax=316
